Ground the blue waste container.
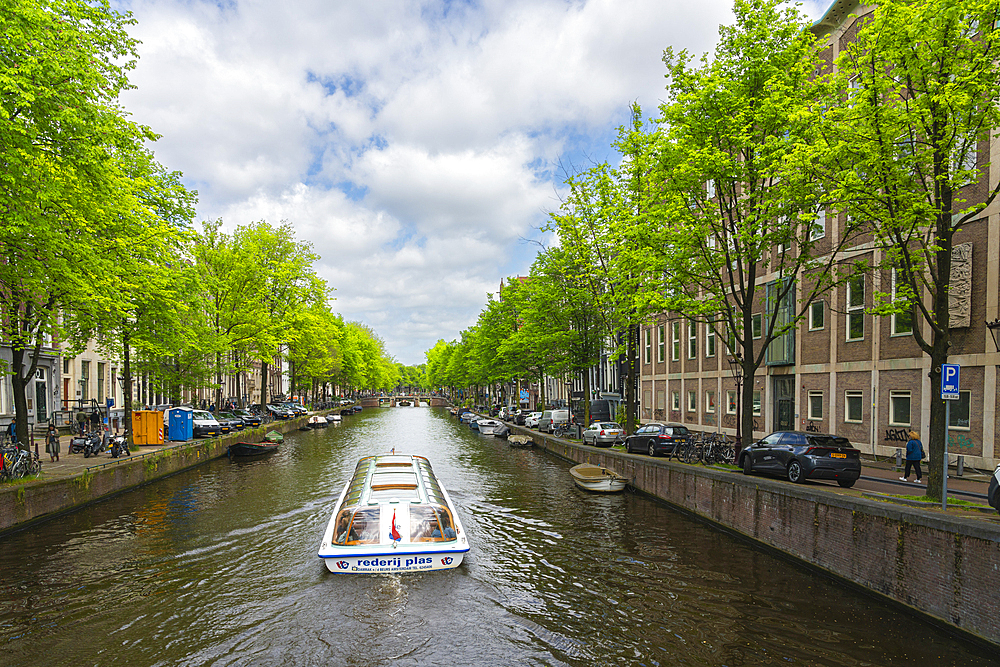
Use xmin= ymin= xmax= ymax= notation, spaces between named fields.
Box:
xmin=168 ymin=407 xmax=194 ymax=442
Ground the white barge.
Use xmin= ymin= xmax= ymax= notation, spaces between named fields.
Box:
xmin=318 ymin=454 xmax=470 ymax=573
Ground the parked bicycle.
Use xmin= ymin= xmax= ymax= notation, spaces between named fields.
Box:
xmin=1 ymin=446 xmax=41 ymax=481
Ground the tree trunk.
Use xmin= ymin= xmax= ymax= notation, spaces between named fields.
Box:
xmin=624 ymin=323 xmax=638 ymax=435
xmin=260 ymin=360 xmax=269 ymax=410
xmin=10 ymin=337 xmax=41 ymax=448
xmin=123 ymin=332 xmax=134 ymax=450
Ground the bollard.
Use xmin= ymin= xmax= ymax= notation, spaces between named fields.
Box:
xmin=957 ymin=455 xmax=964 ymax=477
xmin=895 ymin=448 xmax=902 ymax=469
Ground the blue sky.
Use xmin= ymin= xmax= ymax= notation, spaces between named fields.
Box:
xmin=119 ymin=0 xmax=827 ymax=365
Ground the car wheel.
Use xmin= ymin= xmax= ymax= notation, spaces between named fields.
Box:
xmin=787 ymin=460 xmax=803 ymax=483
xmin=648 ymin=440 xmax=657 ymax=457
xmin=742 ymin=455 xmax=753 ymax=476
xmin=837 ymin=480 xmax=856 ymax=488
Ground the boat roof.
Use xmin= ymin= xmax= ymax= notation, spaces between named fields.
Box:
xmin=345 ymin=454 xmax=447 ymax=507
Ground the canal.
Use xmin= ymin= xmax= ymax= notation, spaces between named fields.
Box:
xmin=0 ymin=406 xmax=995 ymax=666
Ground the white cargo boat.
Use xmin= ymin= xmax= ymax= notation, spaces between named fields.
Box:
xmin=318 ymin=454 xmax=470 ymax=573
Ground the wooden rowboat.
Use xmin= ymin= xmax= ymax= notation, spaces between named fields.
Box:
xmin=570 ymin=463 xmax=628 ymax=493
xmin=228 ymin=441 xmax=280 ymax=457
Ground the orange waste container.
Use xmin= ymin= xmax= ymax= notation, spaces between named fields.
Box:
xmin=132 ymin=410 xmax=165 ymax=446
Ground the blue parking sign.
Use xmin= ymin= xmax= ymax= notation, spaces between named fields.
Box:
xmin=941 ymin=363 xmax=960 ymax=400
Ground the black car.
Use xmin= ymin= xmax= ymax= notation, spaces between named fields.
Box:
xmin=738 ymin=431 xmax=861 ymax=487
xmin=988 ymin=464 xmax=1000 ymax=516
xmin=216 ymin=412 xmax=246 ymax=432
xmin=231 ymin=409 xmax=261 ymax=428
xmin=624 ymin=423 xmax=690 ymax=456
xmin=266 ymin=404 xmax=294 ymax=419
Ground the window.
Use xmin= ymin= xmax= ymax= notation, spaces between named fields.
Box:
xmin=848 ymin=75 xmax=860 ymax=95
xmin=671 ymin=322 xmax=681 ymax=361
xmin=687 ymin=390 xmax=697 ymax=412
xmin=948 ymin=390 xmax=971 ymax=429
xmin=644 ymin=329 xmax=651 ymax=364
xmin=671 ymin=391 xmax=680 ymax=411
xmin=752 ymin=391 xmax=762 ymax=416
xmin=706 ymin=179 xmax=715 ymax=199
xmin=63 ymin=358 xmax=70 ymax=374
xmin=891 ymin=268 xmax=913 ymax=336
xmin=889 ymin=391 xmax=911 ymax=426
xmin=80 ymin=360 xmax=90 ymax=401
xmin=706 ymin=326 xmax=716 ymax=357
xmin=846 ymin=275 xmax=865 ymax=341
xmin=808 ymin=391 xmax=823 ymax=420
xmin=809 ymin=208 xmax=826 ymax=240
xmin=765 ymin=278 xmax=795 ymax=366
xmin=657 ymin=325 xmax=665 ymax=363
xmin=688 ymin=321 xmax=697 ymax=359
xmin=707 ymin=235 xmax=716 ymax=250
xmin=97 ymin=362 xmax=105 ymax=403
xmin=845 ymin=390 xmax=863 ymax=422
xmin=751 ymin=313 xmax=762 ymax=339
xmin=809 ymin=301 xmax=824 ymax=331
xmin=726 ymin=390 xmax=737 ymax=414
xmin=706 ymin=391 xmax=716 ymax=413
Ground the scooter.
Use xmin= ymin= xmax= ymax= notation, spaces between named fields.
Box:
xmin=110 ymin=431 xmax=131 ymax=458
xmin=989 ymin=463 xmax=1000 ymax=517
xmin=83 ymin=430 xmax=109 ymax=458
xmin=69 ymin=430 xmax=100 ymax=455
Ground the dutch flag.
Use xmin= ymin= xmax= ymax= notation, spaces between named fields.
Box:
xmin=390 ymin=509 xmax=401 ymax=542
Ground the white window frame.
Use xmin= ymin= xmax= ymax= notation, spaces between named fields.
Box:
xmin=809 ymin=208 xmax=826 ymax=241
xmin=706 ymin=390 xmax=716 ymax=413
xmin=948 ymin=390 xmax=971 ymax=430
xmin=657 ymin=324 xmax=665 ymax=363
xmin=845 ymin=390 xmax=863 ymax=423
xmin=846 ymin=275 xmax=865 ymax=341
xmin=687 ymin=390 xmax=697 ymax=412
xmin=808 ymin=301 xmax=824 ymax=331
xmin=687 ymin=321 xmax=697 ymax=359
xmin=889 ymin=390 xmax=911 ymax=426
xmin=808 ymin=391 xmax=823 ymax=420
xmin=644 ymin=329 xmax=651 ymax=364
xmin=705 ymin=326 xmax=716 ymax=358
xmin=890 ymin=268 xmax=913 ymax=336
xmin=726 ymin=390 xmax=737 ymax=414
xmin=706 ymin=179 xmax=716 ymax=199
xmin=671 ymin=391 xmax=680 ymax=411
xmin=751 ymin=313 xmax=762 ymax=340
xmin=671 ymin=321 xmax=681 ymax=362
xmin=752 ymin=390 xmax=762 ymax=416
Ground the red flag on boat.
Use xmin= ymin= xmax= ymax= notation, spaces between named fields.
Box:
xmin=390 ymin=509 xmax=401 ymax=541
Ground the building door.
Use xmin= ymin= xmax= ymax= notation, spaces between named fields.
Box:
xmin=773 ymin=376 xmax=795 ymax=431
xmin=35 ymin=369 xmax=48 ymax=423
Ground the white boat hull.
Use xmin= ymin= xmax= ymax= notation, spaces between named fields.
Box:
xmin=323 ymin=550 xmax=466 ymax=573
xmin=572 ymin=477 xmax=628 ymax=493
xmin=570 ymin=463 xmax=628 ymax=493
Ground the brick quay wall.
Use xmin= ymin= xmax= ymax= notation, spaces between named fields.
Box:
xmin=0 ymin=414 xmax=318 ymax=536
xmin=522 ymin=427 xmax=1000 ymax=650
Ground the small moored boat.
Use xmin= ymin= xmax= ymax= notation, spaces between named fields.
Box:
xmin=263 ymin=430 xmax=284 ymax=443
xmin=328 ymin=414 xmax=342 ymax=423
xmin=318 ymin=453 xmax=470 ymax=573
xmin=308 ymin=415 xmax=329 ymax=428
xmin=570 ymin=463 xmax=628 ymax=493
xmin=475 ymin=419 xmax=503 ymax=435
xmin=228 ymin=441 xmax=280 ymax=457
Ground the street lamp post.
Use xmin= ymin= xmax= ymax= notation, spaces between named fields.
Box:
xmin=728 ymin=355 xmax=744 ymax=459
xmin=987 ymin=319 xmax=1000 ymax=352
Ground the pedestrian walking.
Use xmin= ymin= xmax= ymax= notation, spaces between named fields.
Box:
xmin=46 ymin=423 xmax=60 ymax=462
xmin=900 ymin=430 xmax=924 ymax=483
xmin=76 ymin=410 xmax=87 ymax=436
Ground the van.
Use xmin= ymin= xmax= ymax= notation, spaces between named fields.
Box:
xmin=539 ymin=409 xmax=570 ymax=433
xmin=574 ymin=400 xmax=615 ymax=426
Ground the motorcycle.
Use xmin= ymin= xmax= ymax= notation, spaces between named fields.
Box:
xmin=110 ymin=432 xmax=131 ymax=458
xmin=989 ymin=463 xmax=1000 ymax=517
xmin=83 ymin=430 xmax=109 ymax=458
xmin=69 ymin=431 xmax=100 ymax=455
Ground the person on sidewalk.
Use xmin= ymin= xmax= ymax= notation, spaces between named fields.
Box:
xmin=46 ymin=423 xmax=60 ymax=462
xmin=901 ymin=430 xmax=924 ymax=483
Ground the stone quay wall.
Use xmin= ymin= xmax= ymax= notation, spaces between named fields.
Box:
xmin=524 ymin=428 xmax=1000 ymax=650
xmin=0 ymin=415 xmax=315 ymax=536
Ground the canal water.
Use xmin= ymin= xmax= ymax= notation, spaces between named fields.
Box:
xmin=0 ymin=407 xmax=995 ymax=666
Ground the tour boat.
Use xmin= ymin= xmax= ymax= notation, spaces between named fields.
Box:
xmin=318 ymin=453 xmax=470 ymax=574
xmin=569 ymin=463 xmax=628 ymax=493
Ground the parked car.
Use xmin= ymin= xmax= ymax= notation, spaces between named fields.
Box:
xmin=216 ymin=412 xmax=245 ymax=433
xmin=525 ymin=412 xmax=542 ymax=429
xmin=573 ymin=399 xmax=616 ymax=426
xmin=282 ymin=403 xmax=307 ymax=416
xmin=266 ymin=404 xmax=295 ymax=419
xmin=737 ymin=431 xmax=861 ymax=487
xmin=582 ymin=422 xmax=624 ymax=447
xmin=538 ymin=409 xmax=570 ymax=433
xmin=191 ymin=410 xmax=222 ymax=438
xmin=232 ymin=409 xmax=261 ymax=428
xmin=624 ymin=423 xmax=690 ymax=456
xmin=513 ymin=410 xmax=528 ymax=426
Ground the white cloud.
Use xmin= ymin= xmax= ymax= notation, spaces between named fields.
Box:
xmin=121 ymin=0 xmax=740 ymax=364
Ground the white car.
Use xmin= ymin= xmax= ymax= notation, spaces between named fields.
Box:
xmin=524 ymin=412 xmax=542 ymax=429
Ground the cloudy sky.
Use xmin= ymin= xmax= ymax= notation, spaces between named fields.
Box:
xmin=119 ymin=0 xmax=828 ymax=365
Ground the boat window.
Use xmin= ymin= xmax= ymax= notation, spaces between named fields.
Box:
xmin=332 ymin=507 xmax=356 ymax=544
xmin=410 ymin=504 xmax=457 ymax=542
xmin=344 ymin=508 xmax=380 ymax=545
xmin=371 ymin=472 xmax=417 ymax=486
xmin=369 ymin=487 xmax=421 ymax=503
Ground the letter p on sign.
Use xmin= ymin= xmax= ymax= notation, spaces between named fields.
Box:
xmin=941 ymin=363 xmax=960 ymax=400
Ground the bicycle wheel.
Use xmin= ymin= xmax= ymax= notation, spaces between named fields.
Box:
xmin=682 ymin=441 xmax=695 ymax=464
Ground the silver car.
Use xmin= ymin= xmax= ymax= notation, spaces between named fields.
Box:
xmin=582 ymin=422 xmax=623 ymax=447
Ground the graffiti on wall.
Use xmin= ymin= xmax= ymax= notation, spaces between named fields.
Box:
xmin=722 ymin=414 xmax=760 ymax=430
xmin=949 ymin=433 xmax=975 ymax=450
xmin=883 ymin=428 xmax=909 ymax=443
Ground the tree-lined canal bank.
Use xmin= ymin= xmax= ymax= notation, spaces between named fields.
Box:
xmin=1 ymin=407 xmax=995 ymax=665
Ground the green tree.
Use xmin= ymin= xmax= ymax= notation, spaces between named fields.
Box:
xmin=822 ymin=0 xmax=1000 ymax=499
